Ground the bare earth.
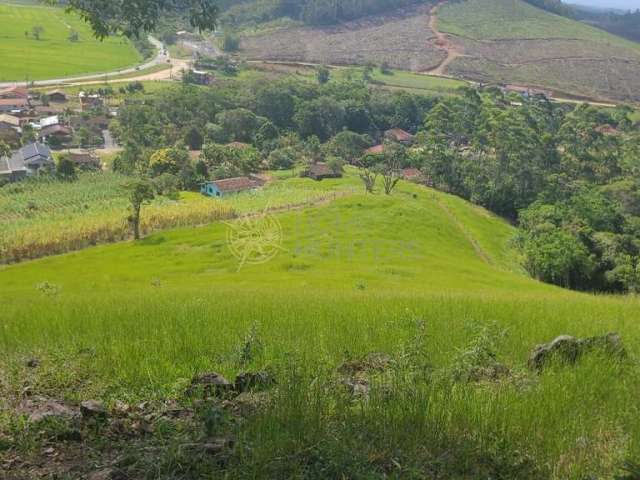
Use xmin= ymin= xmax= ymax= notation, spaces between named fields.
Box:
xmin=240 ymin=4 xmax=446 ymax=72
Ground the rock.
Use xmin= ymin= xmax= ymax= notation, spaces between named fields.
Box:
xmin=528 ymin=333 xmax=626 ymax=372
xmin=189 ymin=372 xmax=233 ymax=397
xmin=112 ymin=401 xmax=131 ymax=416
xmin=234 ymin=371 xmax=276 ymax=392
xmin=88 ymin=468 xmax=126 ymax=480
xmin=228 ymin=391 xmax=271 ymax=417
xmin=467 ymin=363 xmax=511 ymax=382
xmin=183 ymin=438 xmax=234 ymax=456
xmin=18 ymin=398 xmax=79 ymax=423
xmin=342 ymin=377 xmax=370 ymax=398
xmin=25 ymin=358 xmax=40 ymax=368
xmin=338 ymin=352 xmax=392 ymax=375
xmin=81 ymin=400 xmax=107 ymax=418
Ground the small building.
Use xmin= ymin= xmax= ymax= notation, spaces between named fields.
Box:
xmin=39 ymin=124 xmax=72 ymax=144
xmin=46 ymin=89 xmax=68 ymax=103
xmin=0 ymin=114 xmax=20 ymax=131
xmin=0 ymin=86 xmax=28 ymax=100
xmin=0 ymin=98 xmax=30 ymax=114
xmin=301 ymin=162 xmax=342 ymax=181
xmin=190 ymin=69 xmax=215 ymax=85
xmin=68 ymin=150 xmax=102 ymax=170
xmin=385 ymin=128 xmax=414 ymax=145
xmin=79 ymin=92 xmax=104 ymax=111
xmin=501 ymin=84 xmax=552 ymax=99
xmin=201 ymin=176 xmax=264 ymax=198
xmin=402 ymin=168 xmax=424 ymax=182
xmin=0 ymin=142 xmax=53 ymax=181
xmin=364 ymin=144 xmax=385 ymax=156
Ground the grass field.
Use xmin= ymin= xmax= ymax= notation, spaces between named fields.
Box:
xmin=1 ymin=173 xmax=640 ymax=478
xmin=0 ymin=2 xmax=141 ymax=81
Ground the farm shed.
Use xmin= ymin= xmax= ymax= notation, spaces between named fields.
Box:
xmin=68 ymin=151 xmax=102 ymax=170
xmin=0 ymin=114 xmax=20 ymax=131
xmin=364 ymin=144 xmax=385 ymax=156
xmin=301 ymin=163 xmax=342 ymax=181
xmin=46 ymin=90 xmax=68 ymax=103
xmin=201 ymin=176 xmax=264 ymax=198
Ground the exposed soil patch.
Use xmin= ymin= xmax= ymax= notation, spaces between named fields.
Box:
xmin=240 ymin=4 xmax=445 ymax=72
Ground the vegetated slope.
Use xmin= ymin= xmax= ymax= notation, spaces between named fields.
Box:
xmin=438 ymin=0 xmax=640 ymax=103
xmin=2 ymin=176 xmax=640 ymax=478
xmin=0 ymin=3 xmax=140 ymax=82
xmin=240 ymin=3 xmax=446 ymax=71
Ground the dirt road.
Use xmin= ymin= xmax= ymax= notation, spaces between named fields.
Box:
xmin=422 ymin=1 xmax=464 ymax=76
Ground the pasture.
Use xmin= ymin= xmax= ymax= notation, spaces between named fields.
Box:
xmin=1 ymin=175 xmax=639 ymax=478
xmin=0 ymin=2 xmax=141 ymax=81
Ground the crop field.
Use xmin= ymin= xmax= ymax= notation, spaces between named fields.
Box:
xmin=0 ymin=172 xmax=356 ymax=263
xmin=0 ymin=2 xmax=141 ymax=81
xmin=240 ymin=3 xmax=446 ymax=72
xmin=1 ymin=174 xmax=640 ymax=478
xmin=437 ymin=0 xmax=640 ymax=103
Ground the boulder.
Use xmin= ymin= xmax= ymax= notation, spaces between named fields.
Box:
xmin=234 ymin=371 xmax=276 ymax=392
xmin=528 ymin=333 xmax=626 ymax=372
xmin=81 ymin=400 xmax=107 ymax=418
xmin=189 ymin=372 xmax=233 ymax=397
xmin=18 ymin=398 xmax=79 ymax=423
xmin=25 ymin=358 xmax=40 ymax=368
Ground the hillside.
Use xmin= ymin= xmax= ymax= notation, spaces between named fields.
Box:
xmin=438 ymin=0 xmax=640 ymax=102
xmin=239 ymin=0 xmax=640 ymax=103
xmin=0 ymin=2 xmax=141 ymax=82
xmin=239 ymin=3 xmax=446 ymax=72
xmin=2 ymin=174 xmax=640 ymax=478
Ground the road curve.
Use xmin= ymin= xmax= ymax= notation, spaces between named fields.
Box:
xmin=0 ymin=36 xmax=171 ymax=88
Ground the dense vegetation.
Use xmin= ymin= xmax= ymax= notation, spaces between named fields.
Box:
xmin=221 ymin=0 xmax=422 ymax=26
xmin=575 ymin=7 xmax=640 ymax=43
xmin=522 ymin=0 xmax=573 ymax=17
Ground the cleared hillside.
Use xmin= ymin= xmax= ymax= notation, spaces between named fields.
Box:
xmin=438 ymin=0 xmax=640 ymax=102
xmin=2 ymin=175 xmax=640 ymax=478
xmin=0 ymin=3 xmax=140 ymax=81
xmin=240 ymin=3 xmax=446 ymax=71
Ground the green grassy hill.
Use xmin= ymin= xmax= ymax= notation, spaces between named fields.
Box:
xmin=1 ymin=174 xmax=640 ymax=478
xmin=0 ymin=2 xmax=141 ymax=81
xmin=438 ymin=0 xmax=640 ymax=103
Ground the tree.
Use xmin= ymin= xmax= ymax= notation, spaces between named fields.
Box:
xmin=56 ymin=155 xmax=77 ymax=181
xmin=31 ymin=25 xmax=44 ymax=40
xmin=46 ymin=0 xmax=218 ymax=39
xmin=356 ymin=154 xmax=379 ymax=194
xmin=294 ymin=97 xmax=346 ymax=141
xmin=222 ymin=33 xmax=240 ymax=52
xmin=126 ymin=179 xmax=156 ymax=240
xmin=324 ymin=131 xmax=372 ymax=164
xmin=256 ymin=84 xmax=295 ymax=128
xmin=184 ymin=126 xmax=204 ymax=150
xmin=215 ymin=108 xmax=264 ymax=143
xmin=379 ymin=142 xmax=405 ymax=195
xmin=0 ymin=141 xmax=11 ymax=159
xmin=267 ymin=147 xmax=296 ymax=170
xmin=316 ymin=66 xmax=330 ymax=84
xmin=148 ymin=146 xmax=190 ymax=176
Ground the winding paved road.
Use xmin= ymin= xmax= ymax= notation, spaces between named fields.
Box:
xmin=0 ymin=37 xmax=173 ymax=88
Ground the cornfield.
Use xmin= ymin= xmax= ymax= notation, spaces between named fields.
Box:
xmin=0 ymin=173 xmax=356 ymax=263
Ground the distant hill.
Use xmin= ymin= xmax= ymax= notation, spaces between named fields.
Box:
xmin=436 ymin=0 xmax=640 ymax=103
xmin=239 ymin=0 xmax=640 ymax=103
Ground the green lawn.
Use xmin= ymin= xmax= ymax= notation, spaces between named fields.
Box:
xmin=0 ymin=3 xmax=141 ymax=81
xmin=1 ymin=175 xmax=639 ymax=477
